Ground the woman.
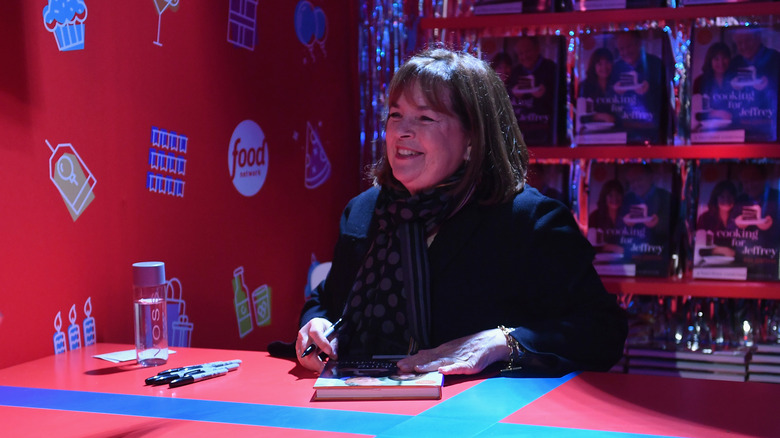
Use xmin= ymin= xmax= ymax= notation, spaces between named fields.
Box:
xmin=578 ymin=47 xmax=617 ymax=122
xmin=589 ymin=179 xmax=626 ymax=229
xmin=693 ymin=42 xmax=732 ymax=95
xmin=697 ymin=179 xmax=738 ymax=258
xmin=588 ymin=179 xmax=626 ymax=255
xmin=297 ymin=48 xmax=627 ymax=377
xmin=692 ymin=42 xmax=734 ymax=126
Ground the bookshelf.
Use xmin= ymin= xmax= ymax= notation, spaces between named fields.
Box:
xmin=422 ymin=4 xmax=780 ymax=300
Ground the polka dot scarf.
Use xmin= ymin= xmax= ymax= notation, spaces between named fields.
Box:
xmin=338 ymin=175 xmax=471 ymax=359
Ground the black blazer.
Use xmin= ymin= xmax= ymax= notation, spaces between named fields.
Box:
xmin=301 ymin=186 xmax=627 ymax=376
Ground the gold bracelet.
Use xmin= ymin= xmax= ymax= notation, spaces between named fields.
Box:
xmin=498 ymin=325 xmax=524 ymax=370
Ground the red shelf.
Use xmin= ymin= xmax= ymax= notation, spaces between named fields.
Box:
xmin=602 ymin=277 xmax=780 ymax=299
xmin=419 ymin=3 xmax=780 ymax=30
xmin=529 ymin=144 xmax=780 ymax=161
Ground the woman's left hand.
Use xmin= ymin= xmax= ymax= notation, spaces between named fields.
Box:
xmin=396 ymin=329 xmax=510 ymax=375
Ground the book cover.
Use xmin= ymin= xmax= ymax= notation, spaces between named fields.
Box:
xmin=573 ymin=0 xmax=666 ymax=11
xmin=483 ymin=35 xmax=567 ymax=146
xmin=575 ymin=29 xmax=673 ymax=145
xmin=692 ymin=162 xmax=780 ymax=281
xmin=690 ymin=26 xmax=779 ymax=143
xmin=313 ymin=360 xmax=443 ymax=401
xmin=587 ymin=161 xmax=678 ymax=277
xmin=527 ymin=163 xmax=571 ymax=207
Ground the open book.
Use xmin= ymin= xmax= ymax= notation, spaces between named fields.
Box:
xmin=313 ymin=359 xmax=443 ymax=401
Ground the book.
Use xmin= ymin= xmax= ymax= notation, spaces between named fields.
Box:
xmin=748 ymin=363 xmax=780 ymax=374
xmin=747 ymin=373 xmax=780 ymax=383
xmin=482 ymin=35 xmax=567 ymax=146
xmin=628 ymin=367 xmax=746 ymax=382
xmin=312 ymin=360 xmax=443 ymax=401
xmin=690 ymin=25 xmax=779 ymax=143
xmin=472 ymin=0 xmax=525 ymax=14
xmin=575 ymin=29 xmax=673 ymax=145
xmin=682 ymin=0 xmax=771 ymax=5
xmin=755 ymin=343 xmax=780 ymax=354
xmin=626 ymin=346 xmax=750 ymax=365
xmin=473 ymin=0 xmax=555 ymax=14
xmin=692 ymin=162 xmax=780 ymax=282
xmin=574 ymin=0 xmax=666 ymax=11
xmin=628 ymin=357 xmax=746 ymax=374
xmin=587 ymin=161 xmax=679 ymax=277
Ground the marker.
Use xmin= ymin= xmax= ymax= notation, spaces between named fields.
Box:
xmin=168 ymin=363 xmax=240 ymax=388
xmin=145 ymin=360 xmax=242 ymax=385
xmin=301 ymin=318 xmax=343 ymax=358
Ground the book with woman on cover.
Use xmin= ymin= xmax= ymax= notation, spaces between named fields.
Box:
xmin=575 ymin=29 xmax=674 ymax=146
xmin=692 ymin=161 xmax=780 ymax=281
xmin=690 ymin=25 xmax=779 ymax=143
xmin=312 ymin=358 xmax=444 ymax=401
xmin=483 ymin=35 xmax=567 ymax=146
xmin=587 ymin=161 xmax=679 ymax=277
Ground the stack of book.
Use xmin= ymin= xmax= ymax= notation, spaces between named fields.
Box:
xmin=625 ymin=346 xmax=749 ymax=382
xmin=747 ymin=344 xmax=780 ymax=383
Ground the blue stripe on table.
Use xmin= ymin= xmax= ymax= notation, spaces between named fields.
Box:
xmin=0 ymin=374 xmax=677 ymax=437
xmin=0 ymin=385 xmax=405 ymax=435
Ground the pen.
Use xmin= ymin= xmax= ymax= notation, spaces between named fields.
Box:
xmin=168 ymin=362 xmax=241 ymax=388
xmin=301 ymin=318 xmax=343 ymax=358
xmin=145 ymin=360 xmax=242 ymax=385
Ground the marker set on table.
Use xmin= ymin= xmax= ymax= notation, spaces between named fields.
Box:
xmin=145 ymin=360 xmax=241 ymax=388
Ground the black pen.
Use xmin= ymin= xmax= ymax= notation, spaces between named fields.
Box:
xmin=301 ymin=318 xmax=343 ymax=358
xmin=145 ymin=360 xmax=242 ymax=385
xmin=168 ymin=363 xmax=240 ymax=388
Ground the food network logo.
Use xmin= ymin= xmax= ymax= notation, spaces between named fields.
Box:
xmin=228 ymin=120 xmax=269 ymax=197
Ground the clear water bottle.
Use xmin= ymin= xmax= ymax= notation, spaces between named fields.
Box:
xmin=132 ymin=261 xmax=168 ymax=366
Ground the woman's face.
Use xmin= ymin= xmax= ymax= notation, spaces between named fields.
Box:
xmin=717 ymin=191 xmax=735 ymax=211
xmin=385 ymin=82 xmax=470 ymax=194
xmin=711 ymin=53 xmax=730 ymax=76
xmin=595 ymin=58 xmax=613 ymax=80
xmin=606 ymin=189 xmax=623 ymax=210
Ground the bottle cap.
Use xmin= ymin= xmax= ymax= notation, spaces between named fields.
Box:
xmin=133 ymin=261 xmax=166 ymax=287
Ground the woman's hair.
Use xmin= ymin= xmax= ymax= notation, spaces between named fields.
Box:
xmin=585 ymin=47 xmax=614 ymax=82
xmin=597 ymin=179 xmax=624 ymax=212
xmin=702 ymin=42 xmax=731 ymax=77
xmin=707 ymin=179 xmax=737 ymax=212
xmin=371 ymin=47 xmax=529 ymax=205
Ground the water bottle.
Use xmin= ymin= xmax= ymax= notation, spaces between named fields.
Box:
xmin=133 ymin=261 xmax=168 ymax=366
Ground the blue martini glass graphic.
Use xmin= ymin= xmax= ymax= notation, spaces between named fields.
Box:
xmin=154 ymin=0 xmax=180 ymax=46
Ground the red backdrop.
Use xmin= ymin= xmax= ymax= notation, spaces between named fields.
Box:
xmin=0 ymin=0 xmax=360 ymax=368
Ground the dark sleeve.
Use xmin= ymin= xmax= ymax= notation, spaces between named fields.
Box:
xmin=506 ymin=195 xmax=627 ymax=376
xmin=299 ymin=189 xmax=378 ymax=327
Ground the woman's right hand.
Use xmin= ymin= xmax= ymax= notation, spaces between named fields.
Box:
xmin=297 ymin=317 xmax=338 ymax=373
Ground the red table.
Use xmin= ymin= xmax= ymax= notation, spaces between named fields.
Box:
xmin=0 ymin=343 xmax=777 ymax=437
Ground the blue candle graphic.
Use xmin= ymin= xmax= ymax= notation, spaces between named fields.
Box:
xmin=67 ymin=304 xmax=81 ymax=350
xmin=83 ymin=297 xmax=96 ymax=346
xmin=53 ymin=311 xmax=66 ymax=354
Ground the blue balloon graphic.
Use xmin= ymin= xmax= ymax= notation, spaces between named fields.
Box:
xmin=314 ymin=7 xmax=327 ymax=42
xmin=295 ymin=1 xmax=315 ymax=45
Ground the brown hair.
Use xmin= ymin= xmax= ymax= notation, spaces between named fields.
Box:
xmin=371 ymin=48 xmax=528 ymax=205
